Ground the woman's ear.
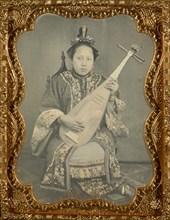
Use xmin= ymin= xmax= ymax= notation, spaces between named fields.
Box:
xmin=95 ymin=57 xmax=99 ymax=62
xmin=94 ymin=55 xmax=100 ymax=62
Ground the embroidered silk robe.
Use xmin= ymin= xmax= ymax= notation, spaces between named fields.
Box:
xmin=31 ymin=70 xmax=129 ymax=197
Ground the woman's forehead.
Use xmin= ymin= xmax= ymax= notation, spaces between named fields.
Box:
xmin=75 ymin=45 xmax=93 ymax=54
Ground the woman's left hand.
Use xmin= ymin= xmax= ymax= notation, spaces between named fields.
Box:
xmin=105 ymin=78 xmax=119 ymax=95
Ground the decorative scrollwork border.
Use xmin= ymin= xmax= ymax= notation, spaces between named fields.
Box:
xmin=0 ymin=0 xmax=170 ymax=219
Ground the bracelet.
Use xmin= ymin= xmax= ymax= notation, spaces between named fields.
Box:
xmin=109 ymin=95 xmax=116 ymax=101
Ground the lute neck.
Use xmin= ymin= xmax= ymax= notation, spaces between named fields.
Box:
xmin=109 ymin=50 xmax=134 ymax=81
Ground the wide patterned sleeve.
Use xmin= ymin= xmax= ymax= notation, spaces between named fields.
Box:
xmin=31 ymin=74 xmax=66 ymax=157
xmin=105 ymin=98 xmax=129 ymax=138
xmin=31 ymin=109 xmax=64 ymax=157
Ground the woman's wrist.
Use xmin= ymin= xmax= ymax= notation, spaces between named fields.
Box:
xmin=109 ymin=94 xmax=116 ymax=101
xmin=58 ymin=115 xmax=64 ymax=125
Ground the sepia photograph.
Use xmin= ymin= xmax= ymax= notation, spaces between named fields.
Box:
xmin=16 ymin=14 xmax=154 ymax=205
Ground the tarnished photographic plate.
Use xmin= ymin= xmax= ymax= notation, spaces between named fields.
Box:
xmin=0 ymin=0 xmax=170 ymax=219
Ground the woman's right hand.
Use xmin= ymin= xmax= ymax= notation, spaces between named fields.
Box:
xmin=59 ymin=115 xmax=85 ymax=132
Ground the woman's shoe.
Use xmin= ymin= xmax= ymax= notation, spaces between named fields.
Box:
xmin=120 ymin=184 xmax=135 ymax=196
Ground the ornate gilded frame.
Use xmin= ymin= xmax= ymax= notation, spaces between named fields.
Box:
xmin=0 ymin=0 xmax=170 ymax=219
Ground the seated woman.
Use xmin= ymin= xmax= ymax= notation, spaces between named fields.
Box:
xmin=31 ymin=26 xmax=131 ymax=199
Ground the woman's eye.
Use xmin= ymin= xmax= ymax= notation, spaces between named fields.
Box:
xmin=76 ymin=56 xmax=82 ymax=60
xmin=75 ymin=56 xmax=92 ymax=61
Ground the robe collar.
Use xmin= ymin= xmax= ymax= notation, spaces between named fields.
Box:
xmin=71 ymin=69 xmax=93 ymax=79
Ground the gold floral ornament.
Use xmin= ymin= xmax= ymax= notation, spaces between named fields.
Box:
xmin=0 ymin=0 xmax=170 ymax=220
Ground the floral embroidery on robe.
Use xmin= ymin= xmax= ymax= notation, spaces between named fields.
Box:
xmin=31 ymin=70 xmax=129 ymax=197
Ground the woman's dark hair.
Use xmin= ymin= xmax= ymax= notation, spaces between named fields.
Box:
xmin=67 ymin=42 xmax=99 ymax=61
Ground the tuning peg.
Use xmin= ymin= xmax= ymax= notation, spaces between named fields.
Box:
xmin=131 ymin=43 xmax=141 ymax=52
xmin=117 ymin=43 xmax=145 ymax=63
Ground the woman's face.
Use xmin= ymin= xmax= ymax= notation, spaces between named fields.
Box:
xmin=72 ymin=45 xmax=94 ymax=76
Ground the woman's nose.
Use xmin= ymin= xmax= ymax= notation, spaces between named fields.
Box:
xmin=81 ymin=58 xmax=87 ymax=66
